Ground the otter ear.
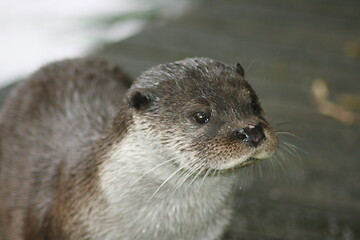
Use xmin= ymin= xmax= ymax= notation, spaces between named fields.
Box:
xmin=127 ymin=89 xmax=153 ymax=111
xmin=235 ymin=63 xmax=245 ymax=77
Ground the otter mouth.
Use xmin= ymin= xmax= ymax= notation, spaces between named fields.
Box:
xmin=237 ymin=157 xmax=261 ymax=169
xmin=214 ymin=157 xmax=262 ymax=175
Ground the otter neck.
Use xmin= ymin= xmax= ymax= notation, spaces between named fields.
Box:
xmin=101 ymin=117 xmax=237 ymax=196
xmin=74 ymin=114 xmax=238 ymax=239
xmin=101 ymin=123 xmax=236 ymax=195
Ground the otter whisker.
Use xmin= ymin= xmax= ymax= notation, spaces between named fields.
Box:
xmin=274 ymin=121 xmax=304 ymax=128
xmin=250 ymin=164 xmax=256 ymax=182
xmin=280 ymin=142 xmax=301 ymax=162
xmin=277 ymin=131 xmax=304 ymax=141
xmin=184 ymin=165 xmax=205 ymax=193
xmin=270 ymin=152 xmax=287 ymax=179
xmin=130 ymin=158 xmax=176 ymax=187
xmin=257 ymin=162 xmax=263 ymax=178
xmin=240 ymin=164 xmax=252 ymax=183
xmin=195 ymin=167 xmax=212 ymax=197
xmin=285 ymin=142 xmax=303 ymax=157
xmin=146 ymin=166 xmax=185 ymax=205
xmin=267 ymin=157 xmax=279 ymax=179
xmin=268 ymin=156 xmax=276 ymax=173
xmin=171 ymin=163 xmax=199 ymax=194
xmin=246 ymin=60 xmax=255 ymax=72
xmin=273 ymin=148 xmax=289 ymax=174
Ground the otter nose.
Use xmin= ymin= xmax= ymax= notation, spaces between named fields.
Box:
xmin=234 ymin=124 xmax=265 ymax=147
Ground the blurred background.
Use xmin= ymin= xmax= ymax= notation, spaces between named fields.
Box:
xmin=0 ymin=0 xmax=359 ymax=239
xmin=0 ymin=0 xmax=199 ymax=86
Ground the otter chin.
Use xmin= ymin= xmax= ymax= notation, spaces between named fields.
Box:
xmin=0 ymin=57 xmax=278 ymax=240
xmin=124 ymin=59 xmax=278 ymax=174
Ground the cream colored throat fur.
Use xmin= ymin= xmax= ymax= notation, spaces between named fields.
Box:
xmin=98 ymin=125 xmax=236 ymax=240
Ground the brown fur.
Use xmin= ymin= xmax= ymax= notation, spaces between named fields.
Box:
xmin=0 ymin=57 xmax=277 ymax=240
xmin=0 ymin=57 xmax=132 ymax=239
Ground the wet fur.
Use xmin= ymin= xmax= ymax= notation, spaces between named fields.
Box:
xmin=0 ymin=57 xmax=277 ymax=239
xmin=0 ymin=57 xmax=132 ymax=239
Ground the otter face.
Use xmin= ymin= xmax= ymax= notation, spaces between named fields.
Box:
xmin=127 ymin=58 xmax=278 ymax=171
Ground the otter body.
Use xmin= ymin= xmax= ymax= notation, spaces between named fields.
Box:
xmin=0 ymin=57 xmax=277 ymax=240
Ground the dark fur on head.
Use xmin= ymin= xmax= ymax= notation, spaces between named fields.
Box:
xmin=127 ymin=58 xmax=277 ymax=171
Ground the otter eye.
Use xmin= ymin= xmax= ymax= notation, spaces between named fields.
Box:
xmin=251 ymin=102 xmax=261 ymax=115
xmin=193 ymin=112 xmax=210 ymax=124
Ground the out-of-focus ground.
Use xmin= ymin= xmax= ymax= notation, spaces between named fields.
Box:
xmin=1 ymin=0 xmax=359 ymax=239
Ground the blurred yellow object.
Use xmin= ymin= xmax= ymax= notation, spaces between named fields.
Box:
xmin=338 ymin=94 xmax=360 ymax=111
xmin=312 ymin=78 xmax=358 ymax=125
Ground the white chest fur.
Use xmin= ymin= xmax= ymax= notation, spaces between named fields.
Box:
xmin=96 ymin=128 xmax=236 ymax=240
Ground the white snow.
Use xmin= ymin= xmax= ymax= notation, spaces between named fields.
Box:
xmin=0 ymin=0 xmax=193 ymax=87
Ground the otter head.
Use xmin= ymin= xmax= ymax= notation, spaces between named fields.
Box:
xmin=127 ymin=58 xmax=278 ymax=172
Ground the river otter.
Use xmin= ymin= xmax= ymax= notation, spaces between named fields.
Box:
xmin=0 ymin=57 xmax=278 ymax=240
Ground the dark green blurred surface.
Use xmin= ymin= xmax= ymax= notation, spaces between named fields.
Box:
xmin=1 ymin=0 xmax=359 ymax=239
